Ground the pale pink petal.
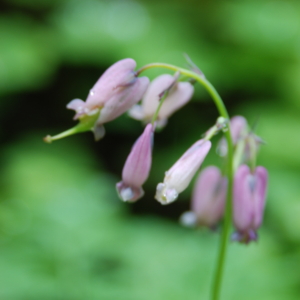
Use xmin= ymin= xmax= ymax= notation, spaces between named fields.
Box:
xmin=233 ymin=165 xmax=253 ymax=231
xmin=141 ymin=74 xmax=174 ymax=120
xmin=158 ymin=82 xmax=194 ymax=119
xmin=127 ymin=104 xmax=144 ymax=121
xmin=191 ymin=166 xmax=227 ymax=227
xmin=155 ymin=139 xmax=211 ymax=205
xmin=85 ymin=58 xmax=138 ymax=109
xmin=252 ymin=166 xmax=268 ymax=229
xmin=97 ymin=76 xmax=149 ymax=124
xmin=66 ymin=98 xmax=86 ymax=116
xmin=230 ymin=116 xmax=248 ymax=144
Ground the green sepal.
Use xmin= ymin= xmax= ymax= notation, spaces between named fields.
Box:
xmin=44 ymin=109 xmax=100 ymax=143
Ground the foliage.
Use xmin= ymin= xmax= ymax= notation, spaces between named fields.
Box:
xmin=1 ymin=0 xmax=300 ymax=299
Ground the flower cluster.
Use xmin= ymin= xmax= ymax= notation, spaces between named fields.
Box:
xmin=44 ymin=58 xmax=268 ymax=244
xmin=181 ymin=116 xmax=268 ymax=243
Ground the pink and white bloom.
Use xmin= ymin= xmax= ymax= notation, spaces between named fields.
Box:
xmin=232 ymin=164 xmax=268 ymax=243
xmin=116 ymin=123 xmax=154 ymax=202
xmin=180 ymin=166 xmax=227 ymax=228
xmin=155 ymin=139 xmax=211 ymax=205
xmin=67 ymin=58 xmax=149 ymax=140
xmin=128 ymin=74 xmax=194 ymax=128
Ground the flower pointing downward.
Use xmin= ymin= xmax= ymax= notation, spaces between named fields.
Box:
xmin=129 ymin=74 xmax=194 ymax=128
xmin=232 ymin=164 xmax=268 ymax=243
xmin=116 ymin=123 xmax=154 ymax=202
xmin=180 ymin=166 xmax=227 ymax=228
xmin=155 ymin=139 xmax=211 ymax=205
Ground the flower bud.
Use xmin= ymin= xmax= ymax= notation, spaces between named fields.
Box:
xmin=217 ymin=115 xmax=248 ymax=157
xmin=128 ymin=74 xmax=194 ymax=127
xmin=155 ymin=139 xmax=211 ymax=205
xmin=230 ymin=116 xmax=248 ymax=144
xmin=232 ymin=164 xmax=268 ymax=243
xmin=45 ymin=59 xmax=149 ymax=143
xmin=116 ymin=123 xmax=154 ymax=202
xmin=181 ymin=166 xmax=227 ymax=228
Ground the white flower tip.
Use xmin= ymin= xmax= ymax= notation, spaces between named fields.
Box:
xmin=66 ymin=99 xmax=87 ymax=119
xmin=120 ymin=187 xmax=135 ymax=202
xmin=155 ymin=183 xmax=178 ymax=205
xmin=180 ymin=211 xmax=197 ymax=228
xmin=66 ymin=98 xmax=85 ymax=111
xmin=128 ymin=104 xmax=144 ymax=120
xmin=116 ymin=182 xmax=144 ymax=203
xmin=156 ymin=118 xmax=168 ymax=129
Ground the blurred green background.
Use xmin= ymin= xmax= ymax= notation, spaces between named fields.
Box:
xmin=1 ymin=0 xmax=300 ymax=299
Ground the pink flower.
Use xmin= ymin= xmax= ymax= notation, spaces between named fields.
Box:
xmin=128 ymin=74 xmax=194 ymax=128
xmin=232 ymin=164 xmax=268 ymax=243
xmin=180 ymin=166 xmax=227 ymax=228
xmin=116 ymin=123 xmax=154 ymax=202
xmin=155 ymin=139 xmax=211 ymax=205
xmin=67 ymin=58 xmax=149 ymax=140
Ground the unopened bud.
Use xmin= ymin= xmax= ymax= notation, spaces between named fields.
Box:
xmin=116 ymin=123 xmax=154 ymax=202
xmin=155 ymin=139 xmax=211 ymax=205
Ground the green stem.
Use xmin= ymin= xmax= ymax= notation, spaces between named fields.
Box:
xmin=43 ymin=127 xmax=79 ymax=143
xmin=151 ymin=92 xmax=168 ymax=125
xmin=204 ymin=124 xmax=220 ymax=141
xmin=150 ymin=71 xmax=180 ymax=126
xmin=138 ymin=63 xmax=234 ymax=300
xmin=43 ymin=110 xmax=100 ymax=143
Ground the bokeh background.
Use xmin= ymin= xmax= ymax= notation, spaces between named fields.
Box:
xmin=1 ymin=0 xmax=300 ymax=299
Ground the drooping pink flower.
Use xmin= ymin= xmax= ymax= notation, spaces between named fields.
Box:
xmin=67 ymin=58 xmax=149 ymax=140
xmin=180 ymin=166 xmax=227 ymax=228
xmin=155 ymin=139 xmax=211 ymax=205
xmin=128 ymin=74 xmax=194 ymax=128
xmin=232 ymin=164 xmax=268 ymax=243
xmin=116 ymin=123 xmax=154 ymax=202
